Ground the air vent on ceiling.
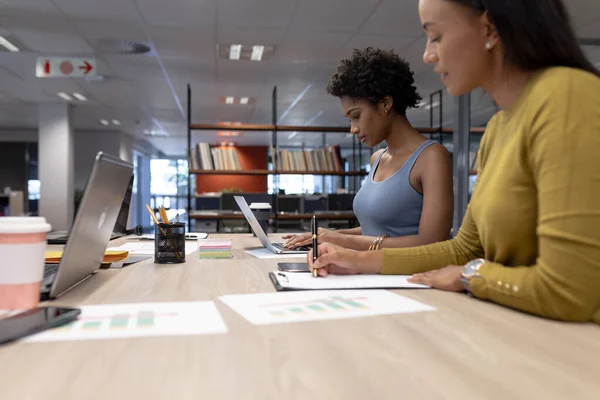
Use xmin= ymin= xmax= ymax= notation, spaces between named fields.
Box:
xmin=94 ymin=39 xmax=153 ymax=55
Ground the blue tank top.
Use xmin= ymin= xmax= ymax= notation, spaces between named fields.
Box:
xmin=353 ymin=140 xmax=436 ymax=237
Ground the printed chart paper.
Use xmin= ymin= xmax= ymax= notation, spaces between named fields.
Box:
xmin=270 ymin=271 xmax=430 ymax=290
xmin=25 ymin=302 xmax=228 ymax=342
xmin=219 ymin=290 xmax=435 ymax=325
xmin=108 ymin=241 xmax=197 ymax=256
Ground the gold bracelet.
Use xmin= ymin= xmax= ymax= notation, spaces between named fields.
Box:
xmin=376 ymin=233 xmax=389 ymax=250
xmin=369 ymin=233 xmax=389 ymax=251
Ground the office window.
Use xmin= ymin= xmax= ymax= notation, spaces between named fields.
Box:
xmin=268 ymin=174 xmax=315 ymax=195
xmin=150 ymin=159 xmax=190 ymax=221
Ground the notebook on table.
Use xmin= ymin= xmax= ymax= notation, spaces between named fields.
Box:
xmin=268 ymin=271 xmax=430 ymax=291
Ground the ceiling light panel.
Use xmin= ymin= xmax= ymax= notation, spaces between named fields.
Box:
xmin=219 ymin=44 xmax=275 ymax=61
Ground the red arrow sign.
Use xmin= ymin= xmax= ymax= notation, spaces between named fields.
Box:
xmin=79 ymin=61 xmax=93 ymax=75
xmin=36 ymin=57 xmax=97 ymax=78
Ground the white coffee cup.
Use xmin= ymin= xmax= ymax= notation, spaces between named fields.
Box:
xmin=0 ymin=217 xmax=52 ymax=309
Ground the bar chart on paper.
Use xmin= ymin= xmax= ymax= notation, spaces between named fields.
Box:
xmin=25 ymin=302 xmax=228 ymax=343
xmin=219 ymin=290 xmax=435 ymax=326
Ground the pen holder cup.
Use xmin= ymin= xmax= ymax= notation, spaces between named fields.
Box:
xmin=154 ymin=223 xmax=186 ymax=264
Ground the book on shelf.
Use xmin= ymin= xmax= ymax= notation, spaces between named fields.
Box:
xmin=190 ymin=143 xmax=243 ymax=171
xmin=274 ymin=145 xmax=343 ymax=173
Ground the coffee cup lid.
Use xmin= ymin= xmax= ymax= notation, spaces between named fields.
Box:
xmin=0 ymin=217 xmax=52 ymax=234
xmin=249 ymin=202 xmax=271 ymax=209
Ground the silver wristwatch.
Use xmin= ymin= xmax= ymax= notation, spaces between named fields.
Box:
xmin=460 ymin=258 xmax=486 ymax=293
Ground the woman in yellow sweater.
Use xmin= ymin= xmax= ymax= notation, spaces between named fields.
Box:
xmin=308 ymin=0 xmax=600 ymax=324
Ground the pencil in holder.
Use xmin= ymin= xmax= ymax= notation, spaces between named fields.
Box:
xmin=154 ymin=223 xmax=186 ymax=264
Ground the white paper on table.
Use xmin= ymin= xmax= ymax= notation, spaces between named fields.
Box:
xmin=24 ymin=301 xmax=228 ymax=343
xmin=108 ymin=241 xmax=197 ymax=256
xmin=128 ymin=233 xmax=208 ymax=241
xmin=270 ymin=271 xmax=430 ymax=290
xmin=244 ymin=248 xmax=307 ymax=259
xmin=219 ymin=290 xmax=435 ymax=326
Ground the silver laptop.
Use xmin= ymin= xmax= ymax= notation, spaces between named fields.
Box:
xmin=41 ymin=152 xmax=133 ymax=300
xmin=234 ymin=195 xmax=309 ymax=254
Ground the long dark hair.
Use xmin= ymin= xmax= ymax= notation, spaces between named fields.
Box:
xmin=447 ymin=0 xmax=600 ymax=77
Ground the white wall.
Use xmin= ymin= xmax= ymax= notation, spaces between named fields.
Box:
xmin=38 ymin=104 xmax=74 ymax=231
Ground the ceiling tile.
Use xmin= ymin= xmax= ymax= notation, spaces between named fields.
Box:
xmin=217 ymin=0 xmax=297 ymax=29
xmin=74 ymin=19 xmax=147 ymax=41
xmin=147 ymin=24 xmax=215 ymax=59
xmin=290 ymin=0 xmax=380 ymax=32
xmin=137 ymin=0 xmax=217 ymax=25
xmin=0 ymin=0 xmax=57 ymax=13
xmin=10 ymin=29 xmax=94 ymax=53
xmin=274 ymin=31 xmax=352 ymax=63
xmin=53 ymin=0 xmax=140 ymax=22
xmin=217 ymin=26 xmax=288 ymax=47
xmin=360 ymin=1 xmax=423 ymax=37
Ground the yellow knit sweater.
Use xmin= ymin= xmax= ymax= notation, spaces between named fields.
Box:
xmin=382 ymin=67 xmax=600 ymax=324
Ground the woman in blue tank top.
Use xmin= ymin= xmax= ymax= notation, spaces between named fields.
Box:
xmin=284 ymin=47 xmax=453 ymax=251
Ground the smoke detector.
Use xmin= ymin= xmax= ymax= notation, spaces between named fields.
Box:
xmin=94 ymin=39 xmax=154 ymax=55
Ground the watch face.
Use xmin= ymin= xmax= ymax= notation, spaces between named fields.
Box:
xmin=463 ymin=259 xmax=484 ymax=278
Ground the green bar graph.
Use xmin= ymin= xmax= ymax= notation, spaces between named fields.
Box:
xmin=332 ymin=296 xmax=367 ymax=309
xmin=110 ymin=314 xmax=129 ymax=329
xmin=82 ymin=321 xmax=102 ymax=330
xmin=137 ymin=311 xmax=155 ymax=328
xmin=264 ymin=296 xmax=369 ymax=318
xmin=322 ymin=299 xmax=345 ymax=310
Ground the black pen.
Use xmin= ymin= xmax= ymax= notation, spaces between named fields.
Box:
xmin=312 ymin=215 xmax=318 ymax=277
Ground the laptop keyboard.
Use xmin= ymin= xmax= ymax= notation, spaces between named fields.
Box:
xmin=273 ymin=243 xmax=311 ymax=252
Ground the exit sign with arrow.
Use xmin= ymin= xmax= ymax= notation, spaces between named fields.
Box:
xmin=36 ymin=57 xmax=97 ymax=78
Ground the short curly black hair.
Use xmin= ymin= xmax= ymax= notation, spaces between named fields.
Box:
xmin=326 ymin=47 xmax=422 ymax=115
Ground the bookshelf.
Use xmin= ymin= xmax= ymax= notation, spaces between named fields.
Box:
xmin=186 ymin=84 xmax=487 ymax=232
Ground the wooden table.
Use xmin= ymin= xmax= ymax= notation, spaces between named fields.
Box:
xmin=1 ymin=234 xmax=599 ymax=400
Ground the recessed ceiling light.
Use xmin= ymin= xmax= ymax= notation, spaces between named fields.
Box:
xmin=218 ymin=131 xmax=241 ymax=137
xmin=112 ymin=119 xmax=121 ymax=126
xmin=225 ymin=96 xmax=234 ymax=104
xmin=219 ymin=44 xmax=274 ymax=61
xmin=229 ymin=44 xmax=241 ymax=60
xmin=250 ymin=45 xmax=264 ymax=61
xmin=56 ymin=92 xmax=72 ymax=101
xmin=240 ymin=97 xmax=249 ymax=105
xmin=0 ymin=35 xmax=19 ymax=52
xmin=100 ymin=119 xmax=110 ymax=126
xmin=72 ymin=92 xmax=87 ymax=101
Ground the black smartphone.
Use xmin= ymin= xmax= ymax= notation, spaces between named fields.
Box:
xmin=278 ymin=262 xmax=310 ymax=272
xmin=0 ymin=306 xmax=81 ymax=345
